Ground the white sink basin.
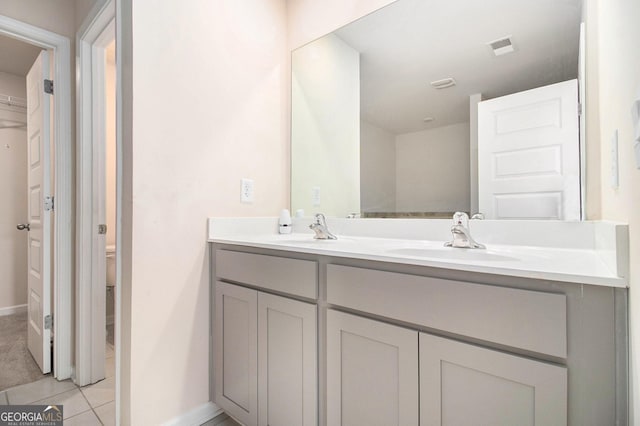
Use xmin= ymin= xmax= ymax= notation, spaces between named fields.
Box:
xmin=386 ymin=247 xmax=517 ymax=262
xmin=258 ymin=234 xmax=519 ymax=262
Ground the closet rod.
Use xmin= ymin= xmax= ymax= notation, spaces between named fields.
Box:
xmin=0 ymin=94 xmax=27 ymax=109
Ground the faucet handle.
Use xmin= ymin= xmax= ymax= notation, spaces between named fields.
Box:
xmin=452 ymin=211 xmax=469 ymax=226
xmin=471 ymin=212 xmax=485 ymax=220
xmin=309 ymin=213 xmax=337 ymax=240
xmin=314 ymin=213 xmax=329 ymax=226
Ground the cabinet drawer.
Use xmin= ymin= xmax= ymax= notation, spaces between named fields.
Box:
xmin=216 ymin=250 xmax=317 ymax=299
xmin=327 ymin=264 xmax=566 ymax=358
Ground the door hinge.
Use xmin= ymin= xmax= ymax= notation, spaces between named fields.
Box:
xmin=578 ymin=102 xmax=582 ymax=116
xmin=98 ymin=224 xmax=107 ymax=235
xmin=44 ymin=196 xmax=54 ymax=211
xmin=44 ymin=314 xmax=53 ymax=330
xmin=44 ymin=79 xmax=54 ymax=95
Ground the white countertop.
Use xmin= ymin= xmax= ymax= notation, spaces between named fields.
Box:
xmin=208 ymin=219 xmax=627 ymax=288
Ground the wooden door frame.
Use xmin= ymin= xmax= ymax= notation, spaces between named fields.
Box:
xmin=76 ymin=0 xmax=115 ymax=387
xmin=0 ymin=15 xmax=73 ymax=380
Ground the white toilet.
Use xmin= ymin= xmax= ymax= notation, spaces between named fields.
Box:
xmin=106 ymin=245 xmax=116 ymax=327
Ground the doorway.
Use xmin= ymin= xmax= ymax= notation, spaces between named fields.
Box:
xmin=76 ymin=3 xmax=118 ymax=423
xmin=105 ymin=37 xmax=117 ymax=370
xmin=0 ymin=34 xmax=45 ymax=390
xmin=0 ymin=13 xmax=73 ymax=388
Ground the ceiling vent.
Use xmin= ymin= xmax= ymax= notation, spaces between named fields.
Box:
xmin=488 ymin=35 xmax=515 ymax=56
xmin=430 ymin=78 xmax=456 ymax=89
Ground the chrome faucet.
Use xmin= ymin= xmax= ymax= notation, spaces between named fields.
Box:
xmin=444 ymin=212 xmax=485 ymax=249
xmin=309 ymin=213 xmax=337 ymax=240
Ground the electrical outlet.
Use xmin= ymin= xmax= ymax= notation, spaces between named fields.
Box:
xmin=312 ymin=186 xmax=321 ymax=206
xmin=241 ymin=178 xmax=254 ymax=203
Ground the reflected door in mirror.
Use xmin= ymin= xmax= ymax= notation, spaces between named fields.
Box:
xmin=478 ymin=79 xmax=580 ymax=220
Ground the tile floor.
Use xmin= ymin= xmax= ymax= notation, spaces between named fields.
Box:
xmin=0 ymin=340 xmax=115 ymax=425
xmin=0 ymin=334 xmax=239 ymax=426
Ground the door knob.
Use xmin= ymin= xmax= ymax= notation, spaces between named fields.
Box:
xmin=17 ymin=223 xmax=30 ymax=231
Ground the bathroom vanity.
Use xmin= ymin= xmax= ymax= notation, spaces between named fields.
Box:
xmin=208 ymin=218 xmax=628 ymax=426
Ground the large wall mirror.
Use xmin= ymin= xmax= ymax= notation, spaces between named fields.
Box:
xmin=291 ymin=0 xmax=584 ymax=220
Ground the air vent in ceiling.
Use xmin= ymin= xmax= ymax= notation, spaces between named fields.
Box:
xmin=430 ymin=78 xmax=456 ymax=89
xmin=488 ymin=35 xmax=515 ymax=56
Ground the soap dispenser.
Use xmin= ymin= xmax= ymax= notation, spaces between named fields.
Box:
xmin=279 ymin=209 xmax=292 ymax=234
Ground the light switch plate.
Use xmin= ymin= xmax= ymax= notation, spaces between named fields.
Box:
xmin=312 ymin=186 xmax=321 ymax=206
xmin=633 ymin=87 xmax=640 ymax=169
xmin=610 ymin=130 xmax=619 ymax=188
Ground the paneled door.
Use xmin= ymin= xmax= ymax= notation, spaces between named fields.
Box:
xmin=26 ymin=50 xmax=52 ymax=374
xmin=214 ymin=282 xmax=258 ymax=426
xmin=327 ymin=310 xmax=419 ymax=426
xmin=257 ymin=292 xmax=317 ymax=426
xmin=420 ymin=333 xmax=567 ymax=426
xmin=478 ymin=79 xmax=580 ymax=220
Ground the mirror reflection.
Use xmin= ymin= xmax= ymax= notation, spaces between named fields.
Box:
xmin=291 ymin=0 xmax=584 ymax=220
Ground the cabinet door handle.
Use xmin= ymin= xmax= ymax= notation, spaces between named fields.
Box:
xmin=16 ymin=223 xmax=30 ymax=231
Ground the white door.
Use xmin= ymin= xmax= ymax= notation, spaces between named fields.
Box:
xmin=578 ymin=23 xmax=587 ymax=220
xmin=478 ymin=79 xmax=580 ymax=220
xmin=26 ymin=50 xmax=52 ymax=374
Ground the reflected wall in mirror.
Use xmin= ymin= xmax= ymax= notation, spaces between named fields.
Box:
xmin=291 ymin=0 xmax=584 ymax=220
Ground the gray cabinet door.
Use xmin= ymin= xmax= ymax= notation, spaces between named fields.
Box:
xmin=327 ymin=310 xmax=419 ymax=426
xmin=258 ymin=293 xmax=317 ymax=426
xmin=214 ymin=282 xmax=258 ymax=426
xmin=419 ymin=333 xmax=567 ymax=426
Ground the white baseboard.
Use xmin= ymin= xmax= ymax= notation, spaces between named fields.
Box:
xmin=162 ymin=402 xmax=224 ymax=426
xmin=0 ymin=304 xmax=27 ymax=317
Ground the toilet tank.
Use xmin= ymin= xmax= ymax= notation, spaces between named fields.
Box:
xmin=106 ymin=245 xmax=116 ymax=286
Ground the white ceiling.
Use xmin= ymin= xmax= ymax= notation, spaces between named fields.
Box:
xmin=334 ymin=0 xmax=582 ymax=134
xmin=0 ymin=34 xmax=43 ymax=77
